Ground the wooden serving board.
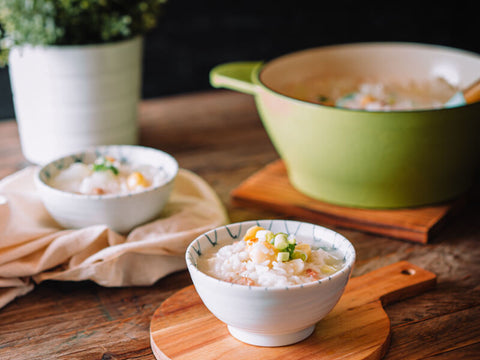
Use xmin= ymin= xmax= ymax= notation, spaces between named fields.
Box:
xmin=231 ymin=160 xmax=466 ymax=243
xmin=150 ymin=261 xmax=436 ymax=360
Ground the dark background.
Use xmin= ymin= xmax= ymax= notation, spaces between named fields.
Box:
xmin=0 ymin=0 xmax=478 ymax=120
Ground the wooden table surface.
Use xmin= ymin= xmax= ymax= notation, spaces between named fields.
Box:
xmin=0 ymin=90 xmax=479 ymax=360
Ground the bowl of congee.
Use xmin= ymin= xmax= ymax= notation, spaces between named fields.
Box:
xmin=186 ymin=220 xmax=355 ymax=347
xmin=210 ymin=42 xmax=480 ymax=208
xmin=35 ymin=145 xmax=178 ymax=233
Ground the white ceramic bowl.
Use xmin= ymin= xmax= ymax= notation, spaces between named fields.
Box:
xmin=35 ymin=145 xmax=178 ymax=233
xmin=186 ymin=219 xmax=356 ymax=347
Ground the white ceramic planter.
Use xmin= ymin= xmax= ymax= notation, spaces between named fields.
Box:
xmin=9 ymin=37 xmax=143 ymax=165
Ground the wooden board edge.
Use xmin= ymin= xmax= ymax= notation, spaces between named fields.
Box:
xmin=230 ymin=194 xmax=429 ymax=244
xmin=151 ymin=332 xmax=170 ymax=360
xmin=229 ymin=159 xmax=470 ymax=244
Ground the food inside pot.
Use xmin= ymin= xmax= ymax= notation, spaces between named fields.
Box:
xmin=290 ymin=77 xmax=458 ymax=111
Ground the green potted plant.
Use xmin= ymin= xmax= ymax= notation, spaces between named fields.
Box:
xmin=0 ymin=0 xmax=167 ymax=164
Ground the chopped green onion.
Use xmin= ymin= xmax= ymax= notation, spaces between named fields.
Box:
xmin=285 ymin=243 xmax=296 ymax=259
xmin=287 ymin=235 xmax=296 ymax=245
xmin=92 ymin=157 xmax=119 ymax=175
xmin=292 ymin=250 xmax=307 ymax=261
xmin=277 ymin=252 xmax=290 ymax=262
xmin=274 ymin=234 xmax=288 ymax=250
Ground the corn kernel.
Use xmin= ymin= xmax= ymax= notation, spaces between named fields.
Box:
xmin=127 ymin=171 xmax=150 ymax=190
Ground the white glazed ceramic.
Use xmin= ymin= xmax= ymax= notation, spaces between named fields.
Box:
xmin=186 ymin=219 xmax=356 ymax=347
xmin=35 ymin=145 xmax=178 ymax=233
xmin=9 ymin=37 xmax=143 ymax=165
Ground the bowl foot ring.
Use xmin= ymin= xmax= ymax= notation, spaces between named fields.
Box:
xmin=227 ymin=324 xmax=315 ymax=347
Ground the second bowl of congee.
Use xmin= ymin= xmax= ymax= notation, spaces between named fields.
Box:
xmin=35 ymin=145 xmax=178 ymax=233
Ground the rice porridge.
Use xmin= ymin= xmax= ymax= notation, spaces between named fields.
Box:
xmin=198 ymin=226 xmax=344 ymax=287
xmin=48 ymin=156 xmax=168 ymax=195
xmin=291 ymin=76 xmax=457 ymax=111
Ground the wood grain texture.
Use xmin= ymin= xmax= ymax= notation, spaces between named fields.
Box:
xmin=231 ymin=160 xmax=466 ymax=244
xmin=0 ymin=90 xmax=479 ymax=360
xmin=150 ymin=262 xmax=436 ymax=360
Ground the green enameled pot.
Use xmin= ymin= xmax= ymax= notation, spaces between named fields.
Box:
xmin=210 ymin=42 xmax=480 ymax=208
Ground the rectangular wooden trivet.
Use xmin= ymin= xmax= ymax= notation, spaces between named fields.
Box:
xmin=231 ymin=160 xmax=466 ymax=244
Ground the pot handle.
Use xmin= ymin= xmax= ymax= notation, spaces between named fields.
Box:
xmin=209 ymin=61 xmax=263 ymax=95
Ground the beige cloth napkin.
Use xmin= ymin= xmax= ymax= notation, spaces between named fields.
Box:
xmin=0 ymin=166 xmax=229 ymax=310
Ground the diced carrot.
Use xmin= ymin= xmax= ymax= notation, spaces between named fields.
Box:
xmin=306 ymin=268 xmax=319 ymax=280
xmin=236 ymin=277 xmax=256 ymax=286
xmin=360 ymin=94 xmax=377 ymax=107
xmin=225 ymin=276 xmax=256 ymax=286
xmin=92 ymin=187 xmax=105 ymax=195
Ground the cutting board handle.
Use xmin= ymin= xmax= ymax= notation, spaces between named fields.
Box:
xmin=151 ymin=261 xmax=437 ymax=360
xmin=344 ymin=261 xmax=437 ymax=308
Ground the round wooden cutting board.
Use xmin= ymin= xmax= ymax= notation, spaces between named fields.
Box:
xmin=150 ymin=261 xmax=436 ymax=360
